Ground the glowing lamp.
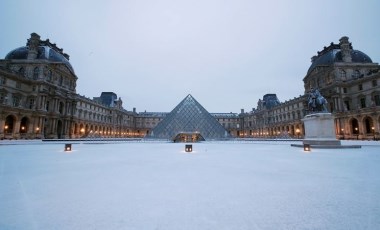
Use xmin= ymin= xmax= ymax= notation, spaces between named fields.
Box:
xmin=303 ymin=144 xmax=311 ymax=152
xmin=64 ymin=144 xmax=72 ymax=152
xmin=185 ymin=144 xmax=192 ymax=152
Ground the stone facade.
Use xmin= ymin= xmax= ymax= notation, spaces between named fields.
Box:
xmin=240 ymin=37 xmax=380 ymax=140
xmin=1 ymin=34 xmax=379 ymax=140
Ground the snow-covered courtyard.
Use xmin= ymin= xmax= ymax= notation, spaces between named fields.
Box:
xmin=1 ymin=140 xmax=379 ymax=230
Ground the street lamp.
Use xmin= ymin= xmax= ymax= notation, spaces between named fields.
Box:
xmin=296 ymin=128 xmax=300 ymax=139
xmin=372 ymin=127 xmax=375 ymax=140
xmin=35 ymin=127 xmax=40 ymax=139
xmin=341 ymin=128 xmax=344 ymax=140
xmin=355 ymin=127 xmax=359 ymax=140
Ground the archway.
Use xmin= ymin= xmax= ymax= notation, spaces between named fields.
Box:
xmin=57 ymin=120 xmax=63 ymax=139
xmin=20 ymin=117 xmax=29 ymax=134
xmin=364 ymin=117 xmax=374 ymax=134
xmin=351 ymin=118 xmax=359 ymax=134
xmin=4 ymin=115 xmax=15 ymax=134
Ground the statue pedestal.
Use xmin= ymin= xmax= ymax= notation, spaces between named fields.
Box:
xmin=302 ymin=113 xmax=341 ymax=146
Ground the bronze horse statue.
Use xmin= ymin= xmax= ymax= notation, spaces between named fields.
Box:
xmin=308 ymin=88 xmax=328 ymax=113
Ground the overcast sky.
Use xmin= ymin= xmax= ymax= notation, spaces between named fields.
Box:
xmin=1 ymin=0 xmax=379 ymax=113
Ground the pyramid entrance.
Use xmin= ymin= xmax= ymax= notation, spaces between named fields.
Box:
xmin=173 ymin=132 xmax=205 ymax=143
xmin=149 ymin=94 xmax=230 ymax=140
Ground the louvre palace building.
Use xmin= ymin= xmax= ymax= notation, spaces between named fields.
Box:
xmin=1 ymin=33 xmax=379 ymax=140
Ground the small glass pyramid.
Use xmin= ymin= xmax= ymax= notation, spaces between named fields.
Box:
xmin=149 ymin=94 xmax=230 ymax=140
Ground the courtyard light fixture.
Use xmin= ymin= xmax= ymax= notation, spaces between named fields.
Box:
xmin=185 ymin=144 xmax=192 ymax=152
xmin=64 ymin=144 xmax=72 ymax=152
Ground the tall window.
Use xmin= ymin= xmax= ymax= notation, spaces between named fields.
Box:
xmin=372 ymin=80 xmax=378 ymax=87
xmin=353 ymin=70 xmax=360 ymax=79
xmin=374 ymin=95 xmax=380 ymax=106
xmin=19 ymin=67 xmax=25 ymax=76
xmin=33 ymin=67 xmax=39 ymax=80
xmin=29 ymin=98 xmax=35 ymax=109
xmin=340 ymin=69 xmax=346 ymax=81
xmin=360 ymin=98 xmax=366 ymax=108
xmin=47 ymin=70 xmax=52 ymax=81
xmin=59 ymin=75 xmax=63 ymax=86
xmin=0 ymin=76 xmax=5 ymax=85
xmin=46 ymin=100 xmax=50 ymax=111
xmin=12 ymin=95 xmax=21 ymax=107
xmin=0 ymin=92 xmax=7 ymax=104
xmin=358 ymin=84 xmax=363 ymax=91
xmin=344 ymin=100 xmax=350 ymax=111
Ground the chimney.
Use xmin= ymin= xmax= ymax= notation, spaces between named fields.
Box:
xmin=133 ymin=107 xmax=136 ymax=113
xmin=339 ymin=36 xmax=352 ymax=62
xmin=240 ymin=109 xmax=244 ymax=114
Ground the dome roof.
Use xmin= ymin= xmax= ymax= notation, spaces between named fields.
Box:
xmin=5 ymin=46 xmax=74 ymax=73
xmin=307 ymin=48 xmax=372 ymax=74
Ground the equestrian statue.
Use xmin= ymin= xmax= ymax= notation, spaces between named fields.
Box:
xmin=307 ymin=88 xmax=328 ymax=113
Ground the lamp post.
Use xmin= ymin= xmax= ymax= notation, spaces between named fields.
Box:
xmin=296 ymin=128 xmax=300 ymax=139
xmin=35 ymin=127 xmax=40 ymax=139
xmin=355 ymin=127 xmax=359 ymax=140
xmin=372 ymin=127 xmax=375 ymax=140
xmin=341 ymin=128 xmax=344 ymax=140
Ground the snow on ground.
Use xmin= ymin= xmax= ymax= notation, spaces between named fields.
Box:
xmin=0 ymin=140 xmax=379 ymax=230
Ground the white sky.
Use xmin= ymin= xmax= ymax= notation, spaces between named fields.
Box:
xmin=0 ymin=0 xmax=379 ymax=113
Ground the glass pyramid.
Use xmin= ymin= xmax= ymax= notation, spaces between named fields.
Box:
xmin=149 ymin=94 xmax=230 ymax=140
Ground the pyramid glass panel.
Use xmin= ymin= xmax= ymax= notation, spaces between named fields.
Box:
xmin=149 ymin=94 xmax=230 ymax=140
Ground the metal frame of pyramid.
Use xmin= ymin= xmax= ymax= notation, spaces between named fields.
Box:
xmin=148 ymin=94 xmax=230 ymax=140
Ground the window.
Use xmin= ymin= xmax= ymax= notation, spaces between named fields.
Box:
xmin=19 ymin=67 xmax=25 ymax=76
xmin=46 ymin=101 xmax=50 ymax=111
xmin=0 ymin=76 xmax=5 ymax=85
xmin=59 ymin=75 xmax=63 ymax=86
xmin=360 ymin=98 xmax=366 ymax=108
xmin=344 ymin=100 xmax=350 ymax=111
xmin=340 ymin=69 xmax=346 ymax=81
xmin=353 ymin=70 xmax=360 ymax=79
xmin=343 ymin=87 xmax=347 ymax=93
xmin=372 ymin=80 xmax=378 ymax=87
xmin=33 ymin=67 xmax=39 ymax=80
xmin=358 ymin=84 xmax=363 ymax=91
xmin=0 ymin=92 xmax=7 ymax=104
xmin=12 ymin=95 xmax=21 ymax=107
xmin=29 ymin=98 xmax=35 ymax=109
xmin=47 ymin=70 xmax=52 ymax=81
xmin=374 ymin=95 xmax=380 ymax=106
xmin=16 ymin=82 xmax=21 ymax=89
